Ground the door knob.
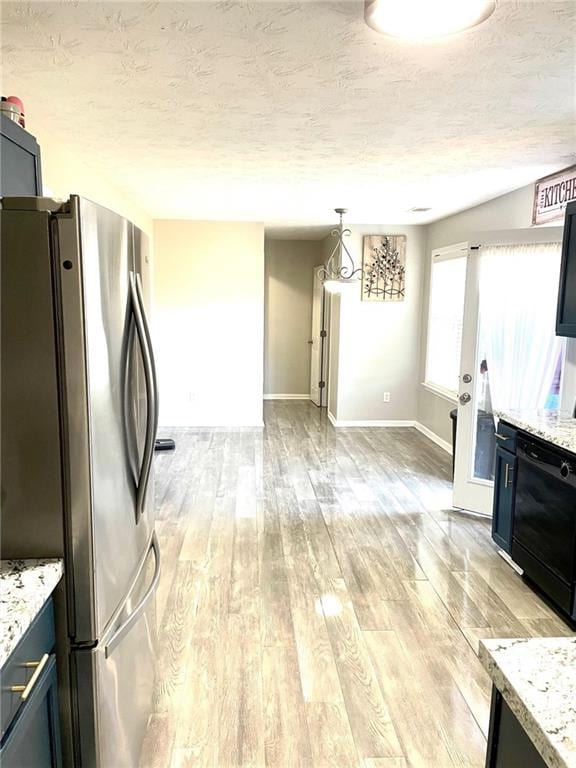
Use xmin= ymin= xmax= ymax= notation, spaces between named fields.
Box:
xmin=459 ymin=392 xmax=472 ymax=405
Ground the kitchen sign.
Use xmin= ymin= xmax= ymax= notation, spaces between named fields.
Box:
xmin=533 ymin=165 xmax=576 ymax=225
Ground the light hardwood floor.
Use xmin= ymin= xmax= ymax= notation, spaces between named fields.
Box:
xmin=140 ymin=401 xmax=574 ymax=768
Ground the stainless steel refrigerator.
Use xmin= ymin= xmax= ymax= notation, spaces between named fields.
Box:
xmin=1 ymin=195 xmax=160 ymax=767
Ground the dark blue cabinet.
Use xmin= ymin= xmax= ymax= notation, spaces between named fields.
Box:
xmin=0 ymin=114 xmax=43 ymax=196
xmin=1 ymin=655 xmax=62 ymax=767
xmin=492 ymin=425 xmax=517 ymax=553
xmin=485 ymin=687 xmax=546 ymax=767
xmin=0 ymin=598 xmax=62 ymax=767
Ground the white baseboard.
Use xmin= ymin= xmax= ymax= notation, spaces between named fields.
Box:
xmin=328 ymin=417 xmax=417 ymax=428
xmin=263 ymin=394 xmax=310 ymax=400
xmin=497 ymin=548 xmax=523 ymax=575
xmin=325 ymin=417 xmax=453 ymax=454
xmin=414 ymin=422 xmax=453 ymax=454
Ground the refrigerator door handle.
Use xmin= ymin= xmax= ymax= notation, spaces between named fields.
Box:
xmin=104 ymin=531 xmax=161 ymax=658
xmin=124 ymin=316 xmax=140 ymax=483
xmin=129 ymin=271 xmax=157 ymax=519
xmin=134 ymin=271 xmax=159 ymax=434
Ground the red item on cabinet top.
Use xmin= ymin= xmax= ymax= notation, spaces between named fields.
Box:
xmin=6 ymin=96 xmax=25 ymax=127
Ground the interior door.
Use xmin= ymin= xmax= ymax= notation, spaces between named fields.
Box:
xmin=310 ymin=267 xmax=325 ymax=406
xmin=453 ymin=245 xmax=495 ymax=516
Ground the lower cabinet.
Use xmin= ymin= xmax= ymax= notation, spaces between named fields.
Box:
xmin=485 ymin=687 xmax=546 ymax=768
xmin=492 ymin=444 xmax=517 ymax=553
xmin=0 ymin=598 xmax=62 ymax=767
xmin=1 ymin=655 xmax=62 ymax=767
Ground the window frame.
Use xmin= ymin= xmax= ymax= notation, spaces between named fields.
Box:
xmin=423 ymin=243 xmax=469 ymax=402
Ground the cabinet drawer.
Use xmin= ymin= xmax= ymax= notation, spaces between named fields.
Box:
xmin=0 ymin=653 xmax=61 ymax=768
xmin=495 ymin=421 xmax=517 ymax=453
xmin=1 ymin=598 xmax=56 ymax=738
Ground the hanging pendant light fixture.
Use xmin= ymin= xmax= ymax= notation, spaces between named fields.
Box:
xmin=318 ymin=208 xmax=363 ymax=285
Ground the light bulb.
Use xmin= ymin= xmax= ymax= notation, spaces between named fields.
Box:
xmin=365 ymin=0 xmax=496 ymax=39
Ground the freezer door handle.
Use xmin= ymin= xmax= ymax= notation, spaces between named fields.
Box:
xmin=104 ymin=531 xmax=161 ymax=658
xmin=129 ymin=271 xmax=158 ymax=519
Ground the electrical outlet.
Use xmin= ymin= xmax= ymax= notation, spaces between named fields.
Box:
xmin=383 ymin=392 xmax=391 ymax=403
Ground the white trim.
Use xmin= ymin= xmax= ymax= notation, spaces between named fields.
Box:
xmin=431 ymin=241 xmax=469 ymax=259
xmin=414 ymin=421 xmax=452 ymax=454
xmin=497 ymin=549 xmax=523 ymax=575
xmin=329 ymin=418 xmax=417 ymax=428
xmin=325 ymin=416 xmax=453 ymax=456
xmin=421 ymin=381 xmax=458 ymax=404
xmin=263 ymin=394 xmax=310 ymax=400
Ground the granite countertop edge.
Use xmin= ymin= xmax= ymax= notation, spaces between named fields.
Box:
xmin=496 ymin=409 xmax=576 ymax=454
xmin=479 ymin=638 xmax=576 ymax=768
xmin=0 ymin=559 xmax=64 ymax=668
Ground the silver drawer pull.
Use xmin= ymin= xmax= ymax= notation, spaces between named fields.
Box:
xmin=496 ymin=433 xmax=510 ymax=441
xmin=10 ymin=653 xmax=50 ymax=701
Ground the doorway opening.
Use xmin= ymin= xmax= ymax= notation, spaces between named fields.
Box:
xmin=263 ymin=238 xmax=328 ymax=403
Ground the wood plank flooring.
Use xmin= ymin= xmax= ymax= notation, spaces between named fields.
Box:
xmin=140 ymin=401 xmax=574 ymax=768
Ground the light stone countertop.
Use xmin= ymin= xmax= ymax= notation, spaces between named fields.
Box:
xmin=497 ymin=409 xmax=576 ymax=454
xmin=480 ymin=637 xmax=576 ymax=768
xmin=0 ymin=559 xmax=64 ymax=668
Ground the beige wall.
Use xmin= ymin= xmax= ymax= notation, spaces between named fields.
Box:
xmin=419 ymin=182 xmax=565 ymax=443
xmin=36 ymin=124 xmax=153 ymax=236
xmin=426 ymin=185 xmax=535 ymax=252
xmin=264 ymin=239 xmax=323 ymax=396
xmin=153 ymin=219 xmax=265 ymax=427
xmin=323 ymin=224 xmax=426 ymax=424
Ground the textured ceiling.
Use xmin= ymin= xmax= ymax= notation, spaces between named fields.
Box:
xmin=1 ymin=0 xmax=575 ymax=229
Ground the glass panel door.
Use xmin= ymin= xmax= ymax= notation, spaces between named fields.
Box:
xmin=453 ymin=245 xmax=494 ymax=515
xmin=453 ymin=240 xmax=563 ymax=516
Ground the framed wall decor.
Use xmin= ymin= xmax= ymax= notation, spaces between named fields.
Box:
xmin=533 ymin=165 xmax=576 ymax=225
xmin=362 ymin=234 xmax=406 ymax=302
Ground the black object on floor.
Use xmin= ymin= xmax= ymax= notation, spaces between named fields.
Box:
xmin=449 ymin=408 xmax=457 ymax=477
xmin=155 ymin=438 xmax=175 ymax=452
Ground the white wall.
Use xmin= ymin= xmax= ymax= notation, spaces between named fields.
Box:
xmin=153 ymin=220 xmax=265 ymax=427
xmin=264 ymin=239 xmax=323 ymax=396
xmin=323 ymin=224 xmax=426 ymax=424
xmin=37 ymin=124 xmax=153 ymax=236
xmin=419 ymin=182 xmax=567 ymax=442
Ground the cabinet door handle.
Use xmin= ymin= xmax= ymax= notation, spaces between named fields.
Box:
xmin=10 ymin=653 xmax=50 ymax=701
xmin=504 ymin=464 xmax=514 ymax=488
xmin=496 ymin=433 xmax=510 ymax=441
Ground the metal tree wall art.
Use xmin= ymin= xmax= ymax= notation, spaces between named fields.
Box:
xmin=362 ymin=235 xmax=407 ymax=302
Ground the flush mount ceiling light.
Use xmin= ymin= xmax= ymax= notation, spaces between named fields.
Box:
xmin=364 ymin=0 xmax=496 ymax=39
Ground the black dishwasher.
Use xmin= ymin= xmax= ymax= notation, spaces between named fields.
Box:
xmin=512 ymin=434 xmax=576 ymax=623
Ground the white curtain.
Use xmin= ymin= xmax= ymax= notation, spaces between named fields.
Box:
xmin=478 ymin=242 xmax=563 ymax=415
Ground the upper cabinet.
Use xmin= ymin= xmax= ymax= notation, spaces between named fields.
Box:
xmin=0 ymin=115 xmax=42 ymax=197
xmin=556 ymin=201 xmax=576 ymax=337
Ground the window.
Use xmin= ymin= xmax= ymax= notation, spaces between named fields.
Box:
xmin=425 ymin=249 xmax=467 ymax=397
xmin=477 ymin=241 xmax=564 ymax=414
